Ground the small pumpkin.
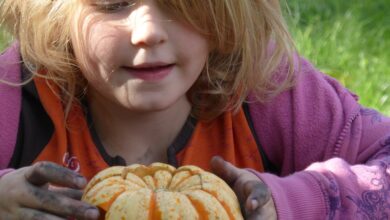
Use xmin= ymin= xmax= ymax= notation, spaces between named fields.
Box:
xmin=82 ymin=163 xmax=244 ymax=220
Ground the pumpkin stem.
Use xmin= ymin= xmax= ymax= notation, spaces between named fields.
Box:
xmin=121 ymin=167 xmax=130 ymax=179
xmin=198 ymin=174 xmax=204 ymax=190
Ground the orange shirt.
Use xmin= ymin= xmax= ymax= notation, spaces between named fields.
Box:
xmin=32 ymin=77 xmax=264 ymax=181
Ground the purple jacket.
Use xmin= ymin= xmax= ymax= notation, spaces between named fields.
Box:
xmin=1 ymin=44 xmax=390 ymax=219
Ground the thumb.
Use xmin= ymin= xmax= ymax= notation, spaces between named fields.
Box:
xmin=210 ymin=156 xmax=242 ymax=186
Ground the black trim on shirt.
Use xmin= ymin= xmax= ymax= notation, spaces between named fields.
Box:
xmin=166 ymin=116 xmax=197 ymax=167
xmin=84 ymin=106 xmax=127 ymax=166
xmin=85 ymin=103 xmax=197 ymax=167
xmin=243 ymin=102 xmax=280 ymax=174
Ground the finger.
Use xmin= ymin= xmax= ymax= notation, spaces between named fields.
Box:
xmin=24 ymin=161 xmax=87 ymax=189
xmin=246 ymin=197 xmax=277 ymax=220
xmin=210 ymin=156 xmax=243 ymax=185
xmin=244 ymin=181 xmax=271 ymax=212
xmin=17 ymin=207 xmax=66 ymax=220
xmin=23 ymin=184 xmax=99 ymax=220
xmin=49 ymin=185 xmax=83 ymax=200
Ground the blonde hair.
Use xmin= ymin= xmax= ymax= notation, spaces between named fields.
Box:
xmin=156 ymin=0 xmax=296 ymax=119
xmin=0 ymin=0 xmax=296 ymax=120
xmin=0 ymin=0 xmax=83 ymax=117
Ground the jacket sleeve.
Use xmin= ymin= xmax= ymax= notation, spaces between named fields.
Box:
xmin=0 ymin=42 xmax=21 ymax=170
xmin=248 ymin=57 xmax=390 ymax=219
xmin=0 ymin=169 xmax=14 ymax=179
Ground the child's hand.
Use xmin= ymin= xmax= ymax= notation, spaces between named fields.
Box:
xmin=0 ymin=161 xmax=99 ymax=220
xmin=211 ymin=156 xmax=276 ymax=220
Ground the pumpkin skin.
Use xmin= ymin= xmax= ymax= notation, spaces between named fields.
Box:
xmin=82 ymin=163 xmax=244 ymax=220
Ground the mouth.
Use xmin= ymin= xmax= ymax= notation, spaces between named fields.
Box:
xmin=123 ymin=63 xmax=175 ymax=81
xmin=128 ymin=63 xmax=175 ymax=71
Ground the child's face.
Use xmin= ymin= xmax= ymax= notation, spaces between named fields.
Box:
xmin=71 ymin=0 xmax=209 ymax=112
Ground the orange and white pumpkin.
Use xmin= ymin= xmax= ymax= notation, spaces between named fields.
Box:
xmin=82 ymin=163 xmax=243 ymax=220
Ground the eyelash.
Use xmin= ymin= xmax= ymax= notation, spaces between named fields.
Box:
xmin=92 ymin=1 xmax=136 ymax=13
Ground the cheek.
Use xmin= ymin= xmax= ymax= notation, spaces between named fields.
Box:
xmin=182 ymin=38 xmax=209 ymax=74
xmin=72 ymin=14 xmax=125 ymax=75
xmin=83 ymin=24 xmax=120 ymax=70
xmin=178 ymin=28 xmax=209 ymax=68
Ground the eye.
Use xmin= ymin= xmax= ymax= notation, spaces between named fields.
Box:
xmin=92 ymin=1 xmax=136 ymax=13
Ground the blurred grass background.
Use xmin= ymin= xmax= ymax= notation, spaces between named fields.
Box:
xmin=1 ymin=1 xmax=389 ymax=114
xmin=0 ymin=29 xmax=11 ymax=50
xmin=284 ymin=0 xmax=390 ymax=115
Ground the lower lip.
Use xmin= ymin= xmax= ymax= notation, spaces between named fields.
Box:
xmin=124 ymin=65 xmax=174 ymax=81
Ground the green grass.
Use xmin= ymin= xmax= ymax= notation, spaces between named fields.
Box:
xmin=1 ymin=1 xmax=389 ymax=114
xmin=284 ymin=0 xmax=390 ymax=115
xmin=0 ymin=30 xmax=11 ymax=50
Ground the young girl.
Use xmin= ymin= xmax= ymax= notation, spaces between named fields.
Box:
xmin=0 ymin=0 xmax=389 ymax=219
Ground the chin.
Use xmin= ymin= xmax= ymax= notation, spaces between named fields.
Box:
xmin=127 ymin=100 xmax=176 ymax=113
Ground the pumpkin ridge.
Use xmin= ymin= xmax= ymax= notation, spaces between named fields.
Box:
xmin=99 ymin=188 xmax=126 ymax=212
xmin=82 ymin=177 xmax=132 ymax=204
xmin=201 ymin=189 xmax=235 ymax=220
xmin=124 ymin=179 xmax=147 ymax=189
xmin=152 ymin=176 xmax=158 ymax=190
xmin=168 ymin=172 xmax=193 ymax=191
xmin=121 ymin=167 xmax=157 ymax=189
xmin=171 ymin=172 xmax=206 ymax=192
xmin=148 ymin=192 xmax=162 ymax=220
xmin=143 ymin=175 xmax=157 ymax=189
xmin=85 ymin=175 xmax=121 ymax=196
xmin=84 ymin=167 xmax=124 ymax=194
xmin=167 ymin=166 xmax=204 ymax=191
xmin=186 ymin=196 xmax=209 ymax=220
xmin=123 ymin=165 xmax=174 ymax=179
xmin=82 ymin=179 xmax=121 ymax=201
xmin=123 ymin=175 xmax=148 ymax=188
xmin=173 ymin=167 xmax=202 ymax=179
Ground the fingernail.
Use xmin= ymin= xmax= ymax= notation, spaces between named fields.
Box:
xmin=251 ymin=199 xmax=259 ymax=210
xmin=85 ymin=208 xmax=100 ymax=219
xmin=213 ymin=156 xmax=224 ymax=165
xmin=75 ymin=177 xmax=87 ymax=188
xmin=215 ymin=155 xmax=223 ymax=161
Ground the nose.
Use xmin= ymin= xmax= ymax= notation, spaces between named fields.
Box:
xmin=130 ymin=8 xmax=168 ymax=47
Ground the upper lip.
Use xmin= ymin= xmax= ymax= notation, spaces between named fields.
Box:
xmin=129 ymin=62 xmax=173 ymax=69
